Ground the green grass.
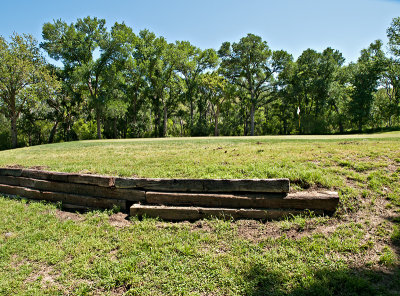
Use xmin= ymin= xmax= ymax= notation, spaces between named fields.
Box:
xmin=0 ymin=132 xmax=400 ymax=295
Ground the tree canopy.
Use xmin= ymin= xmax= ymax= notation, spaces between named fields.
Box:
xmin=0 ymin=16 xmax=399 ymax=149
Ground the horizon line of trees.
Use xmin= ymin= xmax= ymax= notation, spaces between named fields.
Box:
xmin=1 ymin=16 xmax=400 ymax=149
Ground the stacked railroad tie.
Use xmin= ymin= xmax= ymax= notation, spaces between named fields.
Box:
xmin=0 ymin=168 xmax=339 ymax=221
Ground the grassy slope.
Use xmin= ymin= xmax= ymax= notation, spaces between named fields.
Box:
xmin=0 ymin=132 xmax=399 ymax=295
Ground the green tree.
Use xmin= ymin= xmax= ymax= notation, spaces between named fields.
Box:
xmin=41 ymin=17 xmax=134 ymax=139
xmin=134 ymin=30 xmax=182 ymax=137
xmin=199 ymin=72 xmax=228 ymax=136
xmin=175 ymin=41 xmax=219 ymax=133
xmin=288 ymin=48 xmax=345 ymax=133
xmin=348 ymin=40 xmax=386 ymax=131
xmin=218 ymin=34 xmax=286 ymax=136
xmin=386 ymin=17 xmax=400 ymax=122
xmin=0 ymin=33 xmax=59 ymax=148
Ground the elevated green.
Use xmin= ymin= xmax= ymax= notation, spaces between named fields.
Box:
xmin=0 ymin=133 xmax=399 ymax=295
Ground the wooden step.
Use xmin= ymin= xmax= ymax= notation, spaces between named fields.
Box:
xmin=0 ymin=184 xmax=127 ymax=211
xmin=0 ymin=175 xmax=145 ymax=202
xmin=0 ymin=168 xmax=115 ymax=187
xmin=130 ymin=203 xmax=324 ymax=221
xmin=145 ymin=191 xmax=339 ymax=212
xmin=115 ymin=177 xmax=290 ymax=193
xmin=0 ymin=168 xmax=289 ymax=193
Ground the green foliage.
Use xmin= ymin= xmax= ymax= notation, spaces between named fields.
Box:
xmin=378 ymin=246 xmax=397 ymax=266
xmin=72 ymin=118 xmax=99 ymax=140
xmin=1 ymin=16 xmax=400 ymax=148
xmin=0 ymin=33 xmax=60 ymax=148
xmin=41 ymin=17 xmax=135 ymax=140
xmin=387 ymin=16 xmax=400 ymax=58
xmin=218 ymin=34 xmax=290 ymax=136
xmin=348 ymin=40 xmax=386 ymax=131
xmin=0 ymin=114 xmax=10 ymax=150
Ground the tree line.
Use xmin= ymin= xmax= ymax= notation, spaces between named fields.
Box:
xmin=0 ymin=16 xmax=399 ymax=149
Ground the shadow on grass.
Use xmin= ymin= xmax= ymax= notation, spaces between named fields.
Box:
xmin=244 ymin=265 xmax=399 ymax=296
xmin=243 ymin=215 xmax=400 ymax=296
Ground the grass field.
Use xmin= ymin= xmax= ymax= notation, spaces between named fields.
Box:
xmin=0 ymin=132 xmax=399 ymax=295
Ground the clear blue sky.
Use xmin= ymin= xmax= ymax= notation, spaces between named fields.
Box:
xmin=0 ymin=0 xmax=399 ymax=63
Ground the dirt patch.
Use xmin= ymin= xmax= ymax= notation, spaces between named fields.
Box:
xmin=29 ymin=165 xmax=50 ymax=170
xmin=190 ymin=220 xmax=214 ymax=232
xmin=100 ymin=286 xmax=128 ymax=296
xmin=338 ymin=141 xmax=361 ymax=145
xmin=109 ymin=212 xmax=131 ymax=228
xmin=235 ymin=219 xmax=282 ymax=241
xmin=54 ymin=209 xmax=132 ymax=228
xmin=5 ymin=164 xmax=24 ymax=169
xmin=5 ymin=164 xmax=50 ymax=171
xmin=387 ymin=164 xmax=399 ymax=173
xmin=91 ymin=286 xmax=130 ymax=296
xmin=23 ymin=262 xmax=62 ymax=290
xmin=54 ymin=209 xmax=84 ymax=222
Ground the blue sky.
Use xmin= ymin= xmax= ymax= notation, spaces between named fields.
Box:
xmin=0 ymin=0 xmax=399 ymax=63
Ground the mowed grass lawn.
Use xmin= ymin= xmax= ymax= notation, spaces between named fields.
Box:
xmin=0 ymin=132 xmax=399 ymax=295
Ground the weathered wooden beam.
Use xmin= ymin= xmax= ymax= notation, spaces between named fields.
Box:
xmin=0 ymin=168 xmax=115 ymax=187
xmin=116 ymin=178 xmax=290 ymax=193
xmin=130 ymin=203 xmax=323 ymax=221
xmin=0 ymin=175 xmax=144 ymax=202
xmin=145 ymin=191 xmax=339 ymax=211
xmin=0 ymin=184 xmax=127 ymax=210
xmin=0 ymin=168 xmax=290 ymax=193
xmin=0 ymin=168 xmax=23 ymax=177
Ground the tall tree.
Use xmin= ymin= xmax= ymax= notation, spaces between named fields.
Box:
xmin=199 ymin=72 xmax=228 ymax=136
xmin=348 ymin=40 xmax=386 ymax=131
xmin=283 ymin=48 xmax=345 ymax=133
xmin=175 ymin=41 xmax=219 ymax=133
xmin=218 ymin=34 xmax=286 ymax=135
xmin=41 ymin=17 xmax=134 ymax=139
xmin=0 ymin=33 xmax=59 ymax=148
xmin=134 ymin=30 xmax=181 ymax=137
xmin=386 ymin=16 xmax=400 ymax=121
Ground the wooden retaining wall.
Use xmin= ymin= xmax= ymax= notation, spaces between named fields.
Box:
xmin=0 ymin=168 xmax=339 ymax=220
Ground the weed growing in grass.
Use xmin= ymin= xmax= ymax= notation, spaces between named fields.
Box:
xmin=379 ymin=246 xmax=397 ymax=267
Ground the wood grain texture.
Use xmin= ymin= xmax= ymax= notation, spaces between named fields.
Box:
xmin=0 ymin=175 xmax=144 ymax=202
xmin=130 ymin=203 xmax=323 ymax=221
xmin=0 ymin=168 xmax=23 ymax=177
xmin=0 ymin=168 xmax=115 ymax=187
xmin=0 ymin=184 xmax=127 ymax=210
xmin=115 ymin=178 xmax=290 ymax=193
xmin=145 ymin=191 xmax=339 ymax=211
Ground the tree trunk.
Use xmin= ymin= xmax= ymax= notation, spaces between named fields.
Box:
xmin=214 ymin=105 xmax=220 ymax=136
xmin=124 ymin=116 xmax=127 ymax=138
xmin=48 ymin=121 xmax=59 ymax=143
xmin=163 ymin=104 xmax=168 ymax=137
xmin=96 ymin=110 xmax=102 ymax=139
xmin=250 ymin=102 xmax=255 ymax=136
xmin=283 ymin=119 xmax=287 ymax=135
xmin=180 ymin=119 xmax=183 ymax=137
xmin=339 ymin=121 xmax=344 ymax=134
xmin=190 ymin=99 xmax=194 ymax=131
xmin=11 ymin=115 xmax=17 ymax=149
xmin=66 ymin=120 xmax=71 ymax=142
xmin=113 ymin=118 xmax=118 ymax=139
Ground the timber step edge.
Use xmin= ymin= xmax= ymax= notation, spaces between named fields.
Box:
xmin=145 ymin=191 xmax=339 ymax=211
xmin=0 ymin=184 xmax=127 ymax=211
xmin=0 ymin=175 xmax=145 ymax=202
xmin=0 ymin=168 xmax=290 ymax=193
xmin=130 ymin=203 xmax=324 ymax=221
xmin=115 ymin=177 xmax=290 ymax=193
